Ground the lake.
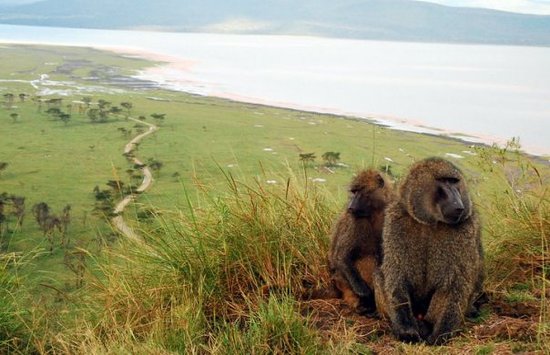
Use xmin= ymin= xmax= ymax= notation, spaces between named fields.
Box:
xmin=1 ymin=24 xmax=549 ymax=155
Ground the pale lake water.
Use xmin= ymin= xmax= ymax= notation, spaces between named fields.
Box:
xmin=1 ymin=24 xmax=549 ymax=155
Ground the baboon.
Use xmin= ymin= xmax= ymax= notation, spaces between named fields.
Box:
xmin=328 ymin=169 xmax=393 ymax=315
xmin=374 ymin=157 xmax=485 ymax=345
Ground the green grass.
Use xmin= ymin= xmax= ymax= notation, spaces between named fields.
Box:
xmin=0 ymin=43 xmax=548 ymax=353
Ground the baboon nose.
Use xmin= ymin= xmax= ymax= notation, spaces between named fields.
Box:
xmin=453 ymin=207 xmax=465 ymax=222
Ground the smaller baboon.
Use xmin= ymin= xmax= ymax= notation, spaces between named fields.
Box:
xmin=328 ymin=169 xmax=393 ymax=315
xmin=374 ymin=157 xmax=485 ymax=345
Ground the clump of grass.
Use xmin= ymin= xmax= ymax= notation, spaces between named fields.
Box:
xmin=211 ymin=295 xmax=323 ymax=354
xmin=476 ymin=144 xmax=548 ymax=292
xmin=0 ymin=252 xmax=36 ymax=352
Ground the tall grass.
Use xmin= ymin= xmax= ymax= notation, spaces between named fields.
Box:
xmin=46 ymin=169 xmax=339 ymax=353
xmin=0 ymin=251 xmax=37 ymax=352
xmin=476 ymin=143 xmax=549 ymax=350
xmin=8 ymin=148 xmax=549 ymax=353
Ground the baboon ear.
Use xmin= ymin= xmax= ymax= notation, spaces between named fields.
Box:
xmin=377 ymin=175 xmax=385 ymax=188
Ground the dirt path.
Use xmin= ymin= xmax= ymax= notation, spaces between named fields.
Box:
xmin=111 ymin=117 xmax=158 ymax=242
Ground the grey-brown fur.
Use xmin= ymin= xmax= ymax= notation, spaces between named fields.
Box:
xmin=374 ymin=157 xmax=484 ymax=345
xmin=329 ymin=169 xmax=393 ymax=315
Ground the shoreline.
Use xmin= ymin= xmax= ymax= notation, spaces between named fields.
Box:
xmin=2 ymin=40 xmax=548 ymax=158
xmin=106 ymin=46 xmax=549 ymax=159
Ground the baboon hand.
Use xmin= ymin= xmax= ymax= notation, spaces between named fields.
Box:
xmin=351 ymin=281 xmax=372 ymax=299
xmin=394 ymin=326 xmax=422 ymax=343
xmin=426 ymin=332 xmax=451 ymax=346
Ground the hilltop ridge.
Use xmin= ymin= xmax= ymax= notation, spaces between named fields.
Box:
xmin=1 ymin=0 xmax=550 ymax=46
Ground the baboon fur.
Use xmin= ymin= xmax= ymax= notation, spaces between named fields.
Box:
xmin=329 ymin=169 xmax=393 ymax=315
xmin=374 ymin=157 xmax=485 ymax=345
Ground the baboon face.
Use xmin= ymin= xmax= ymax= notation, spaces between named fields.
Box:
xmin=347 ymin=170 xmax=389 ymax=218
xmin=434 ymin=177 xmax=469 ymax=224
xmin=401 ymin=158 xmax=471 ymax=225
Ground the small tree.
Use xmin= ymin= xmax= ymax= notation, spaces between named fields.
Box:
xmin=322 ymin=151 xmax=341 ymax=167
xmin=120 ymin=102 xmax=133 ymax=118
xmin=60 ymin=205 xmax=71 ymax=245
xmin=64 ymin=248 xmax=86 ymax=288
xmin=299 ymin=153 xmax=316 ymax=165
xmin=109 ymin=106 xmax=122 ymax=115
xmin=45 ymin=107 xmax=62 ymax=118
xmin=87 ymin=108 xmax=99 ymax=123
xmin=10 ymin=195 xmax=25 ymax=227
xmin=3 ymin=93 xmax=14 ymax=106
xmin=151 ymin=113 xmax=166 ymax=125
xmin=147 ymin=158 xmax=164 ymax=176
xmin=9 ymin=113 xmax=19 ymax=123
xmin=0 ymin=162 xmax=8 ymax=177
xmin=82 ymin=96 xmax=92 ymax=108
xmin=46 ymin=98 xmax=63 ymax=108
xmin=60 ymin=113 xmax=71 ymax=125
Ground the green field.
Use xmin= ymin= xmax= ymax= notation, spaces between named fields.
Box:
xmin=0 ymin=44 xmax=548 ymax=353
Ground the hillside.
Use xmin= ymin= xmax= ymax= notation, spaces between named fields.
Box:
xmin=0 ymin=44 xmax=548 ymax=353
xmin=1 ymin=0 xmax=550 ymax=46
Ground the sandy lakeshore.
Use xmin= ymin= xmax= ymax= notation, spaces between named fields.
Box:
xmin=102 ymin=45 xmax=544 ymax=156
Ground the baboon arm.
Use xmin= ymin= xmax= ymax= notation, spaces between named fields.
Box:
xmin=424 ymin=288 xmax=466 ymax=345
xmin=386 ymin=281 xmax=421 ymax=342
xmin=337 ymin=260 xmax=372 ymax=298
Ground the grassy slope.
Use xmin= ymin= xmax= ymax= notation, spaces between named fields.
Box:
xmin=0 ymin=44 xmax=547 ymax=353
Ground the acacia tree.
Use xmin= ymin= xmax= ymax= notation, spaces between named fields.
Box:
xmin=10 ymin=196 xmax=25 ymax=227
xmin=151 ymin=113 xmax=166 ymax=125
xmin=60 ymin=113 xmax=71 ymax=125
xmin=3 ymin=93 xmax=14 ymax=108
xmin=10 ymin=113 xmax=19 ymax=123
xmin=60 ymin=205 xmax=71 ymax=246
xmin=147 ymin=158 xmax=164 ymax=176
xmin=32 ymin=202 xmax=62 ymax=252
xmin=299 ymin=153 xmax=316 ymax=165
xmin=109 ymin=106 xmax=122 ymax=116
xmin=87 ymin=108 xmax=99 ymax=123
xmin=0 ymin=162 xmax=8 ymax=177
xmin=64 ymin=248 xmax=86 ymax=288
xmin=120 ymin=101 xmax=133 ymax=118
xmin=322 ymin=151 xmax=341 ymax=167
xmin=82 ymin=96 xmax=92 ymax=108
xmin=45 ymin=107 xmax=62 ymax=118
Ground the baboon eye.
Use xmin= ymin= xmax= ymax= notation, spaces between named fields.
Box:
xmin=437 ymin=186 xmax=447 ymax=199
xmin=376 ymin=175 xmax=385 ymax=188
xmin=437 ymin=177 xmax=460 ymax=184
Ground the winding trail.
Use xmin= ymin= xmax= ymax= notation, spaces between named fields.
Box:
xmin=111 ymin=117 xmax=158 ymax=242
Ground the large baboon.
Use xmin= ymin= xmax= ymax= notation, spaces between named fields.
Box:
xmin=329 ymin=169 xmax=393 ymax=315
xmin=374 ymin=157 xmax=484 ymax=345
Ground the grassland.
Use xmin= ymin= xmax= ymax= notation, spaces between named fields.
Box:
xmin=0 ymin=44 xmax=548 ymax=353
